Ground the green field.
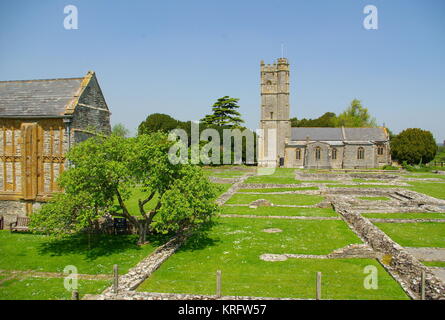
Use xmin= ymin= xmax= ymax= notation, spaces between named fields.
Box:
xmin=407 ymin=182 xmax=445 ymax=199
xmin=363 ymin=212 xmax=445 ymax=220
xmin=0 ymin=232 xmax=159 ymax=274
xmin=137 ymin=217 xmax=407 ymax=299
xmin=237 ymin=187 xmax=318 ymax=193
xmin=225 ymin=193 xmax=324 ymax=205
xmin=221 ymin=206 xmax=338 ymax=217
xmin=0 ymin=276 xmax=110 ymax=300
xmin=374 ymin=222 xmax=445 ymax=248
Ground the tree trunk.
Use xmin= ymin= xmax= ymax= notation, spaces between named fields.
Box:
xmin=136 ymin=219 xmax=148 ymax=245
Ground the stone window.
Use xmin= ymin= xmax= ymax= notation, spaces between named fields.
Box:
xmin=296 ymin=148 xmax=301 ymax=160
xmin=332 ymin=148 xmax=337 ymax=160
xmin=357 ymin=147 xmax=365 ymax=160
xmin=378 ymin=146 xmax=384 ymax=155
xmin=315 ymin=147 xmax=321 ymax=160
xmin=270 ymin=112 xmax=274 ymax=119
xmin=266 ymin=80 xmax=272 ymax=85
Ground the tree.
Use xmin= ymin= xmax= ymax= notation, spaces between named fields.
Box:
xmin=336 ymin=99 xmax=377 ymax=127
xmin=291 ymin=112 xmax=337 ymax=127
xmin=138 ymin=113 xmax=181 ymax=135
xmin=29 ymin=133 xmax=220 ymax=244
xmin=112 ymin=123 xmax=130 ymax=137
xmin=391 ymin=128 xmax=437 ymax=165
xmin=201 ymin=96 xmax=244 ymax=128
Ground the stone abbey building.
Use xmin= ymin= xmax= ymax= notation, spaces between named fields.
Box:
xmin=0 ymin=71 xmax=111 ymax=217
xmin=257 ymin=58 xmax=391 ymax=169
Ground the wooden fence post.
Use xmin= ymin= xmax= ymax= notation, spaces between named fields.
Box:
xmin=421 ymin=270 xmax=426 ymax=300
xmin=216 ymin=270 xmax=222 ymax=298
xmin=113 ymin=264 xmax=119 ymax=294
xmin=316 ymin=272 xmax=322 ymax=300
xmin=71 ymin=290 xmax=79 ymax=300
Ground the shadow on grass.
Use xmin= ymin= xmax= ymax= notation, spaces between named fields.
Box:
xmin=178 ymin=220 xmax=221 ymax=253
xmin=37 ymin=232 xmax=171 ymax=261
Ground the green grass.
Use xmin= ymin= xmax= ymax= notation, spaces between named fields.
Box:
xmin=403 ymin=174 xmax=445 ymax=180
xmin=225 ymin=193 xmax=324 ymax=205
xmin=363 ymin=212 xmax=445 ymax=220
xmin=326 ymin=184 xmax=396 ymax=189
xmin=374 ymin=222 xmax=445 ymax=248
xmin=245 ymin=168 xmax=299 ymax=184
xmin=220 ymin=206 xmax=338 ymax=217
xmin=357 ymin=196 xmax=391 ymax=201
xmin=406 ymin=182 xmax=445 ymax=199
xmin=422 ymin=261 xmax=445 ymax=268
xmin=0 ymin=231 xmax=160 ymax=274
xmin=137 ymin=217 xmax=407 ymax=299
xmin=0 ymin=276 xmax=110 ymax=300
xmin=237 ymin=187 xmax=318 ymax=193
xmin=214 ymin=183 xmax=232 ymax=197
xmin=244 ymin=176 xmax=300 ymax=184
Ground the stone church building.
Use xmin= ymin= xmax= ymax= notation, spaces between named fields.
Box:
xmin=257 ymin=58 xmax=391 ymax=169
xmin=0 ymin=71 xmax=111 ymax=217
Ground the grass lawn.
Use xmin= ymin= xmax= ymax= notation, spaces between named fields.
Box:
xmin=225 ymin=193 xmax=324 ymax=206
xmin=0 ymin=276 xmax=110 ymax=300
xmin=374 ymin=222 xmax=445 ymax=248
xmin=214 ymin=183 xmax=232 ymax=197
xmin=245 ymin=168 xmax=299 ymax=184
xmin=357 ymin=196 xmax=391 ymax=201
xmin=0 ymin=231 xmax=160 ymax=274
xmin=406 ymin=182 xmax=445 ymax=199
xmin=220 ymin=206 xmax=338 ymax=217
xmin=244 ymin=176 xmax=300 ymax=184
xmin=363 ymin=212 xmax=445 ymax=220
xmin=353 ymin=179 xmax=387 ymax=183
xmin=326 ymin=184 xmax=396 ymax=189
xmin=422 ymin=261 xmax=445 ymax=268
xmin=137 ymin=217 xmax=407 ymax=299
xmin=237 ymin=187 xmax=318 ymax=193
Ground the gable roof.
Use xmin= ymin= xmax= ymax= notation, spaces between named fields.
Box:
xmin=291 ymin=127 xmax=388 ymax=142
xmin=291 ymin=128 xmax=343 ymax=141
xmin=0 ymin=71 xmax=94 ymax=118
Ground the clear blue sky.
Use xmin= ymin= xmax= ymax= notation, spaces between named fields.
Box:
xmin=1 ymin=0 xmax=444 ymax=143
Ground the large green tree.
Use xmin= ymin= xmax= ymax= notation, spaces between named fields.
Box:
xmin=336 ymin=99 xmax=377 ymax=127
xmin=138 ymin=113 xmax=181 ymax=135
xmin=201 ymin=96 xmax=244 ymax=128
xmin=30 ymin=133 xmax=219 ymax=244
xmin=391 ymin=128 xmax=437 ymax=165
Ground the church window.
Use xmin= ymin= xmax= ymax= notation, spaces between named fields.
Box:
xmin=270 ymin=112 xmax=274 ymax=119
xmin=357 ymin=147 xmax=365 ymax=160
xmin=296 ymin=148 xmax=301 ymax=160
xmin=378 ymin=146 xmax=384 ymax=155
xmin=332 ymin=148 xmax=337 ymax=160
xmin=266 ymin=80 xmax=272 ymax=85
xmin=315 ymin=147 xmax=321 ymax=160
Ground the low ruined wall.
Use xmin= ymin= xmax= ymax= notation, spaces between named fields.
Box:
xmin=333 ymin=203 xmax=445 ymax=300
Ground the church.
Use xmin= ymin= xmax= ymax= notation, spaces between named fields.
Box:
xmin=257 ymin=58 xmax=391 ymax=169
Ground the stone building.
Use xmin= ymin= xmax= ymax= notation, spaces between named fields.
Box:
xmin=257 ymin=58 xmax=391 ymax=169
xmin=0 ymin=71 xmax=111 ymax=217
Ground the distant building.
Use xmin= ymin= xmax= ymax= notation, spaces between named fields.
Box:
xmin=0 ymin=71 xmax=111 ymax=216
xmin=257 ymin=58 xmax=391 ymax=169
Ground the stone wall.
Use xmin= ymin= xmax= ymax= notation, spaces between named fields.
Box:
xmin=333 ymin=202 xmax=445 ymax=300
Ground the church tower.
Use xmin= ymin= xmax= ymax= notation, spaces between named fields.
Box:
xmin=257 ymin=58 xmax=291 ymax=167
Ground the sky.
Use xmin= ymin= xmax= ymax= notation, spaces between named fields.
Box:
xmin=1 ymin=0 xmax=444 ymax=143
